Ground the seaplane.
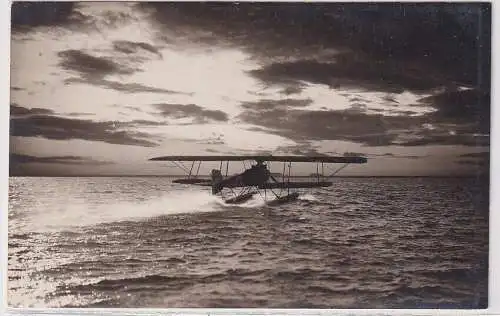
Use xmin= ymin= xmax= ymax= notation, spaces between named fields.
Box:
xmin=149 ymin=155 xmax=367 ymax=206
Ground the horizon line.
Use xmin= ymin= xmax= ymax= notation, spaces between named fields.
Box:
xmin=8 ymin=174 xmax=487 ymax=178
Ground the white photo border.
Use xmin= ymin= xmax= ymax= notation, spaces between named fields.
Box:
xmin=1 ymin=0 xmax=497 ymax=315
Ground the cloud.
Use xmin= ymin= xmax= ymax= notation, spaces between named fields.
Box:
xmin=343 ymin=152 xmax=367 ymax=157
xmin=346 ymin=102 xmax=368 ymax=114
xmin=121 ymin=119 xmax=167 ymax=127
xmin=66 ymin=112 xmax=95 ymax=117
xmin=11 ymin=2 xmax=76 ymax=31
xmin=398 ymin=133 xmax=489 ymax=147
xmin=11 ymin=3 xmax=142 ymax=36
xmin=392 ymin=88 xmax=490 ymax=146
xmin=57 ymin=37 xmax=186 ymax=95
xmin=11 ymin=104 xmax=97 ymax=120
xmin=11 ymin=104 xmax=53 ymax=117
xmin=275 ymin=143 xmax=326 ymax=156
xmin=118 ymin=105 xmax=144 ymax=112
xmin=388 ymin=110 xmax=419 ymax=116
xmin=280 ymin=85 xmax=305 ymax=96
xmin=249 ymin=56 xmax=441 ymax=94
xmin=113 ymin=40 xmax=162 ymax=58
xmin=456 ymin=151 xmax=489 ymax=170
xmin=201 ymin=139 xmax=225 ymax=145
xmin=239 ymin=107 xmax=420 ymax=146
xmin=238 ymin=86 xmax=489 ymax=148
xmin=240 ymin=98 xmax=313 ymax=110
xmin=58 ymin=50 xmax=137 ymax=79
xmin=457 ymin=159 xmax=489 ymax=167
xmin=10 ymin=153 xmax=112 ymax=166
xmin=328 ymin=151 xmax=424 ymax=159
xmin=459 ymin=152 xmax=489 ymax=159
xmin=64 ymin=77 xmax=189 ymax=95
xmin=9 ymin=153 xmax=114 ymax=176
xmin=153 ymin=103 xmax=228 ymax=123
xmin=141 ymin=2 xmax=490 ymax=92
xmin=58 ymin=44 xmax=189 ymax=95
xmin=420 ymin=89 xmax=490 ymax=134
xmin=10 ymin=105 xmax=159 ymax=147
xmin=457 ymin=161 xmax=488 ymax=168
xmin=371 ymin=152 xmax=426 ymax=159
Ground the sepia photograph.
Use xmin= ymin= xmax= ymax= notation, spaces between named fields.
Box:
xmin=8 ymin=1 xmax=490 ymax=309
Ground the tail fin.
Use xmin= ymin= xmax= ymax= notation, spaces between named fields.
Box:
xmin=211 ymin=169 xmax=223 ymax=194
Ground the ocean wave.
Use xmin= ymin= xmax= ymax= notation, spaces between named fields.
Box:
xmin=8 ymin=177 xmax=489 ymax=308
xmin=63 ymin=274 xmax=188 ymax=294
xmin=419 ymin=267 xmax=482 ymax=282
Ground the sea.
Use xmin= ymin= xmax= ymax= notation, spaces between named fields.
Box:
xmin=7 ymin=176 xmax=489 ymax=309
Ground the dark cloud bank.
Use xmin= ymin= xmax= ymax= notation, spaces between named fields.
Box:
xmin=10 ymin=2 xmax=491 ymax=176
xmin=9 ymin=154 xmax=113 ymax=176
xmin=11 ymin=2 xmax=76 ymax=31
xmin=239 ymin=90 xmax=489 ymax=148
xmin=153 ymin=103 xmax=228 ymax=123
xmin=57 ymin=47 xmax=185 ymax=95
xmin=12 ymin=2 xmax=491 ymax=91
xmin=10 ymin=103 xmax=229 ymax=148
xmin=10 ymin=153 xmax=111 ymax=165
xmin=139 ymin=3 xmax=490 ymax=86
xmin=57 ymin=49 xmax=137 ymax=79
xmin=457 ymin=151 xmax=489 ymax=167
xmin=10 ymin=105 xmax=159 ymax=147
xmin=140 ymin=2 xmax=491 ymax=149
xmin=113 ymin=40 xmax=162 ymax=58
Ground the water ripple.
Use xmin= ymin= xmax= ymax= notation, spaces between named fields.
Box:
xmin=8 ymin=176 xmax=488 ymax=308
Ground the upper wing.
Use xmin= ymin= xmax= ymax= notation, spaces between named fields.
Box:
xmin=149 ymin=155 xmax=367 ymax=164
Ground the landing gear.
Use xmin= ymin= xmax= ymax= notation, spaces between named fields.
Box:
xmin=266 ymin=192 xmax=300 ymax=206
xmin=264 ymin=161 xmax=300 ymax=206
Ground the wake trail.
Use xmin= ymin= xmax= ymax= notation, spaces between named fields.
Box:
xmin=25 ymin=190 xmax=224 ymax=233
xmin=21 ymin=190 xmax=319 ymax=233
xmin=299 ymin=193 xmax=319 ymax=202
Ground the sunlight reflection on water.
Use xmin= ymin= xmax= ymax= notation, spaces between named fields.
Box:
xmin=8 ymin=176 xmax=489 ymax=308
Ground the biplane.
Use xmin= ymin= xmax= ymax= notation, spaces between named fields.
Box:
xmin=149 ymin=155 xmax=367 ymax=206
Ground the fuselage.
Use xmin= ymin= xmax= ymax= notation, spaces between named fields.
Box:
xmin=222 ymin=164 xmax=270 ymax=186
xmin=212 ymin=163 xmax=270 ymax=193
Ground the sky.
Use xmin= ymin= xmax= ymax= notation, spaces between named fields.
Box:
xmin=9 ymin=2 xmax=491 ymax=177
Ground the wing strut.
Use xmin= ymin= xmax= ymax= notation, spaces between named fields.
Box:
xmin=171 ymin=161 xmax=189 ymax=174
xmin=195 ymin=161 xmax=202 ymax=177
xmin=282 ymin=162 xmax=286 ymax=195
xmin=327 ymin=163 xmax=349 ymax=177
xmin=188 ymin=161 xmax=195 ymax=178
xmin=288 ymin=162 xmax=292 ymax=195
xmin=316 ymin=163 xmax=320 ymax=183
